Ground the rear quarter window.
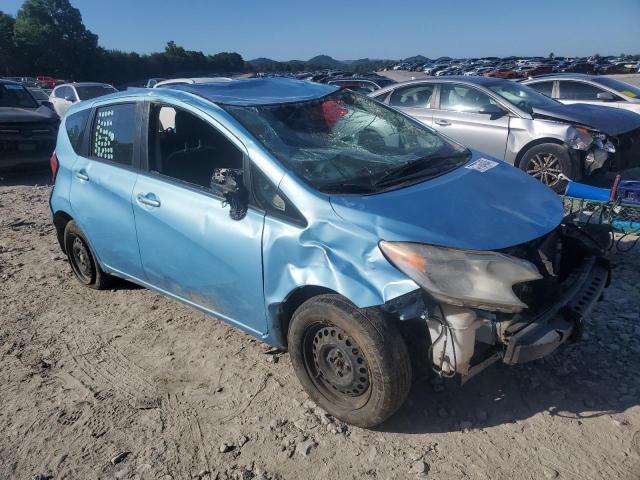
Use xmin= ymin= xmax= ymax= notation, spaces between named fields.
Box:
xmin=65 ymin=109 xmax=90 ymax=154
xmin=91 ymin=103 xmax=136 ymax=166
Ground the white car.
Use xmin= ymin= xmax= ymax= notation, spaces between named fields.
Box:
xmin=522 ymin=74 xmax=640 ymax=115
xmin=49 ymin=82 xmax=117 ymax=117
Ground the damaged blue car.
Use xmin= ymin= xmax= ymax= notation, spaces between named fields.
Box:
xmin=49 ymin=78 xmax=609 ymax=427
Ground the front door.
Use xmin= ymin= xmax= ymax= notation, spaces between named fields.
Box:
xmin=432 ymin=83 xmax=510 ymax=160
xmin=132 ymin=103 xmax=268 ymax=335
xmin=69 ymin=102 xmax=145 ymax=279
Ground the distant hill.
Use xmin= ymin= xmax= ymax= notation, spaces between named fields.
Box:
xmin=247 ymin=54 xmax=401 ymax=72
xmin=403 ymin=55 xmax=430 ymax=64
xmin=306 ymin=55 xmax=343 ymax=66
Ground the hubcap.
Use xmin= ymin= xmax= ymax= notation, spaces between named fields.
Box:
xmin=71 ymin=236 xmax=93 ymax=282
xmin=310 ymin=325 xmax=370 ymax=397
xmin=526 ymin=153 xmax=563 ymax=187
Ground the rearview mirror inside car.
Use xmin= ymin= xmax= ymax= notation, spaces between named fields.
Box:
xmin=211 ymin=168 xmax=248 ymax=220
xmin=596 ymin=92 xmax=615 ymax=102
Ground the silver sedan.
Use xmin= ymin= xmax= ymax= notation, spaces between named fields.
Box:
xmin=370 ymin=76 xmax=640 ymax=191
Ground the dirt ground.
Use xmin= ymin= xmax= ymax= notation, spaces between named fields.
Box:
xmin=1 ymin=170 xmax=639 ymax=480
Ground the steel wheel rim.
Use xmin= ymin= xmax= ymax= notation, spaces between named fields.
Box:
xmin=526 ymin=153 xmax=563 ymax=187
xmin=70 ymin=235 xmax=93 ymax=283
xmin=302 ymin=322 xmax=372 ymax=408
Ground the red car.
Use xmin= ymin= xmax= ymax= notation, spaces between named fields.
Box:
xmin=36 ymin=76 xmax=65 ymax=89
xmin=484 ymin=68 xmax=520 ymax=79
xmin=519 ymin=65 xmax=553 ymax=77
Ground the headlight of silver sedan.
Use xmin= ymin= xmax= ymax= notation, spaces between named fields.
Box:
xmin=379 ymin=241 xmax=542 ymax=313
xmin=567 ymin=126 xmax=594 ymax=150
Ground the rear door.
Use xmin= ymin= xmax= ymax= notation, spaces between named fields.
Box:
xmin=556 ymin=80 xmax=626 ymax=109
xmin=431 ymin=83 xmax=510 ymax=159
xmin=385 ymin=83 xmax=436 ymax=127
xmin=69 ymin=101 xmax=145 ymax=279
xmin=132 ymin=102 xmax=268 ymax=335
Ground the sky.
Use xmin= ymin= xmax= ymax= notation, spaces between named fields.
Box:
xmin=3 ymin=0 xmax=640 ymax=61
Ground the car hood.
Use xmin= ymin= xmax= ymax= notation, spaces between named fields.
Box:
xmin=330 ymin=155 xmax=563 ymax=251
xmin=531 ymin=103 xmax=640 ymax=135
xmin=0 ymin=105 xmax=59 ymax=124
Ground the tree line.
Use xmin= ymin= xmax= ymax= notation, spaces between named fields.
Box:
xmin=0 ymin=0 xmax=246 ymax=86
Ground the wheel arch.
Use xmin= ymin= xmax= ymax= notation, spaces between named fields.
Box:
xmin=514 ymin=137 xmax=567 ymax=168
xmin=270 ymin=285 xmax=339 ymax=349
xmin=53 ymin=210 xmax=74 ymax=253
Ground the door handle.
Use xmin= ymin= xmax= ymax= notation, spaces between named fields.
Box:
xmin=136 ymin=193 xmax=161 ymax=208
xmin=75 ymin=170 xmax=89 ymax=181
xmin=434 ymin=119 xmax=451 ymax=126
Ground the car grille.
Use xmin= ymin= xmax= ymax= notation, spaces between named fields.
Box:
xmin=0 ymin=122 xmax=57 ymax=159
xmin=609 ymin=127 xmax=640 ymax=172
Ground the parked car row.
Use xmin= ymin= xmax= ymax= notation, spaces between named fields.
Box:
xmin=391 ymin=55 xmax=640 ymax=78
xmin=369 ymin=76 xmax=640 ymax=191
xmin=48 ymin=78 xmax=611 ymax=428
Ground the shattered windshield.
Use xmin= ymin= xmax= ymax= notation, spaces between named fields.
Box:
xmin=223 ymin=90 xmax=469 ymax=193
xmin=487 ymin=82 xmax=561 ymax=112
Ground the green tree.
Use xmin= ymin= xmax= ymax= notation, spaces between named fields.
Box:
xmin=0 ymin=11 xmax=15 ymax=75
xmin=13 ymin=0 xmax=99 ymax=78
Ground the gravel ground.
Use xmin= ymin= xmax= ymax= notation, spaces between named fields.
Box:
xmin=1 ymin=170 xmax=639 ymax=480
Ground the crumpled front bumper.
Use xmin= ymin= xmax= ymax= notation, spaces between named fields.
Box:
xmin=502 ymin=256 xmax=610 ymax=365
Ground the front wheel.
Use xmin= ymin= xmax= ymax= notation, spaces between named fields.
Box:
xmin=519 ymin=143 xmax=578 ymax=193
xmin=288 ymin=294 xmax=412 ymax=428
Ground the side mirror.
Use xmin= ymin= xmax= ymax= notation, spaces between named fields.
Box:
xmin=596 ymin=91 xmax=615 ymax=102
xmin=41 ymin=100 xmax=55 ymax=110
xmin=64 ymin=96 xmax=75 ymax=102
xmin=211 ymin=168 xmax=248 ymax=220
xmin=478 ymin=104 xmax=505 ymax=116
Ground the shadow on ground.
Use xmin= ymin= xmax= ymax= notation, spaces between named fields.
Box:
xmin=0 ymin=168 xmax=51 ymax=187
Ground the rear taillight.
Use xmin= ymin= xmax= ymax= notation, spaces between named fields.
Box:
xmin=50 ymin=151 xmax=59 ymax=184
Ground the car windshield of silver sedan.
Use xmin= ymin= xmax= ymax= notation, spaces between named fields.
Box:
xmin=0 ymin=83 xmax=39 ymax=109
xmin=487 ymin=82 xmax=561 ymax=112
xmin=223 ymin=90 xmax=469 ymax=194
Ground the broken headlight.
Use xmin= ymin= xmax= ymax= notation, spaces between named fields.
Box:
xmin=379 ymin=241 xmax=542 ymax=313
xmin=567 ymin=126 xmax=594 ymax=150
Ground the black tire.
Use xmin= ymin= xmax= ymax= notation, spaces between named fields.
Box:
xmin=519 ymin=143 xmax=579 ymax=193
xmin=63 ymin=220 xmax=112 ymax=290
xmin=288 ymin=294 xmax=412 ymax=428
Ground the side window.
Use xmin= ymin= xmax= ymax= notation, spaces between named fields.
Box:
xmin=439 ymin=84 xmax=497 ymax=113
xmin=65 ymin=109 xmax=90 ymax=154
xmin=389 ymin=85 xmax=434 ymax=108
xmin=528 ymin=81 xmax=554 ymax=97
xmin=91 ymin=103 xmax=136 ymax=166
xmin=252 ymin=167 xmax=305 ymax=226
xmin=55 ymin=86 xmax=67 ymax=99
xmin=148 ymin=104 xmax=243 ymax=190
xmin=558 ymin=81 xmax=605 ymax=100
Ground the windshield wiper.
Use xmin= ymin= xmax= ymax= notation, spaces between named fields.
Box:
xmin=372 ymin=150 xmax=470 ymax=188
xmin=320 ymin=182 xmax=377 ymax=194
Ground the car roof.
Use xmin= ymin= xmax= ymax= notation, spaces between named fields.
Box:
xmin=379 ymin=75 xmax=513 ymax=87
xmin=523 ymin=73 xmax=597 ymax=81
xmin=0 ymin=79 xmax=23 ymax=86
xmin=56 ymin=82 xmax=115 ymax=88
xmin=168 ymin=78 xmax=338 ymax=106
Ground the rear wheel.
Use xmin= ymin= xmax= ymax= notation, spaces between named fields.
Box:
xmin=64 ymin=221 xmax=112 ymax=290
xmin=288 ymin=294 xmax=411 ymax=428
xmin=519 ymin=143 xmax=578 ymax=193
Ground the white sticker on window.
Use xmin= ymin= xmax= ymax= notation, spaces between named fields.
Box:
xmin=464 ymin=158 xmax=498 ymax=173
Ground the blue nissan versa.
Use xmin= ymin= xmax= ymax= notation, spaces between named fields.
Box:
xmin=49 ymin=78 xmax=609 ymax=427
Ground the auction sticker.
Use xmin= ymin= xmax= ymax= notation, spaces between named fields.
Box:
xmin=465 ymin=158 xmax=499 ymax=173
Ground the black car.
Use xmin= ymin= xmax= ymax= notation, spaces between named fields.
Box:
xmin=559 ymin=62 xmax=596 ymax=74
xmin=0 ymin=79 xmax=59 ymax=171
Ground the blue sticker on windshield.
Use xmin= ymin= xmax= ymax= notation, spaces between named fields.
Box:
xmin=465 ymin=158 xmax=498 ymax=173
